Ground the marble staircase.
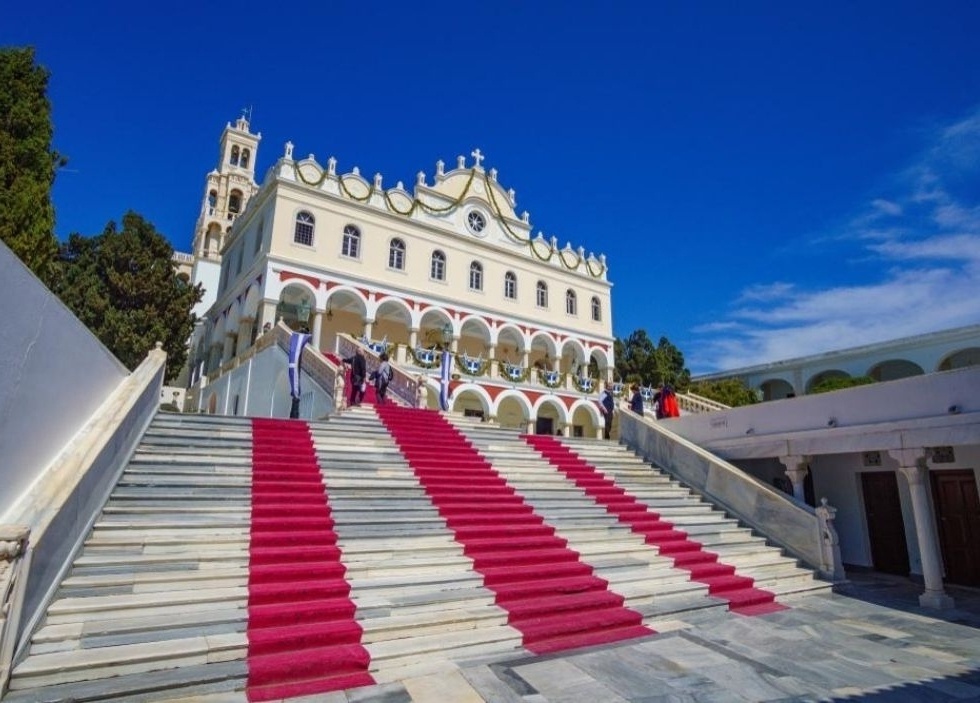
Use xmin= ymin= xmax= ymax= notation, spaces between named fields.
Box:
xmin=4 ymin=408 xmax=829 ymax=702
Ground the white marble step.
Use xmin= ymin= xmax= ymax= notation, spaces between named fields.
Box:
xmin=10 ymin=632 xmax=246 ymax=691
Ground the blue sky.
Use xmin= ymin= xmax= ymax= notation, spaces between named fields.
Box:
xmin=5 ymin=1 xmax=979 ymax=374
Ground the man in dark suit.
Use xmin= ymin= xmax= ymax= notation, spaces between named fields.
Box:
xmin=343 ymin=348 xmax=367 ymax=405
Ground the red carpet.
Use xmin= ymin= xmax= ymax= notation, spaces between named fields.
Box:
xmin=523 ymin=435 xmax=787 ymax=616
xmin=247 ymin=418 xmax=374 ymax=701
xmin=375 ymin=405 xmax=655 ymax=654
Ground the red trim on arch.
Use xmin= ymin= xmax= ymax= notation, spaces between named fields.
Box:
xmin=279 ymin=271 xmax=321 ymax=289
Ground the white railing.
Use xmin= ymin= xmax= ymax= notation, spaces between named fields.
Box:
xmin=678 ymin=391 xmax=730 ymax=414
xmin=618 ymin=410 xmax=842 ymax=580
xmin=0 ymin=526 xmax=30 ymax=697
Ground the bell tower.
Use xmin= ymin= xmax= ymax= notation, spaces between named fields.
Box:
xmin=190 ymin=111 xmax=262 ymax=262
xmin=186 ymin=112 xmax=262 ymax=322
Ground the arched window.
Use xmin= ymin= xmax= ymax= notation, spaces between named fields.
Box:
xmin=240 ymin=148 xmax=250 ymax=168
xmin=566 ymin=289 xmax=577 ymax=315
xmin=469 ymin=261 xmax=483 ymax=291
xmin=230 ymin=145 xmax=240 ymax=166
xmin=228 ymin=189 xmax=243 ymax=214
xmin=536 ymin=281 xmax=548 ymax=308
xmin=342 ymin=224 xmax=360 ymax=258
xmin=504 ymin=271 xmax=517 ymax=299
xmin=294 ymin=211 xmax=315 ymax=246
xmin=207 ymin=190 xmax=217 ymax=214
xmin=389 ymin=238 xmax=406 ymax=270
xmin=591 ymin=296 xmax=601 ymax=321
xmin=430 ymin=250 xmax=446 ymax=281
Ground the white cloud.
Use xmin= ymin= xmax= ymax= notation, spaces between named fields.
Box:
xmin=871 ymin=198 xmax=903 ymax=216
xmin=692 ymin=106 xmax=980 ymax=374
xmin=735 ymin=282 xmax=795 ymax=303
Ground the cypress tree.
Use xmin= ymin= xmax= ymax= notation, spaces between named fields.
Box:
xmin=0 ymin=46 xmax=62 ymax=282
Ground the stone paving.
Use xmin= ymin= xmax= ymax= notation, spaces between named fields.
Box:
xmin=183 ymin=572 xmax=977 ymax=703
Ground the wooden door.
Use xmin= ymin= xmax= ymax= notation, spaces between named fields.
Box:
xmin=861 ymin=472 xmax=910 ymax=575
xmin=931 ymin=470 xmax=980 ymax=587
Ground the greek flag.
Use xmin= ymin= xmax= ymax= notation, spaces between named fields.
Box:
xmin=288 ymin=332 xmax=312 ymax=399
xmin=439 ymin=349 xmax=451 ymax=411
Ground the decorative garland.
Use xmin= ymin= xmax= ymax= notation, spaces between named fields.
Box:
xmin=572 ymin=375 xmax=597 ymax=393
xmin=538 ymin=368 xmax=565 ymax=389
xmin=502 ymin=362 xmax=531 ymax=383
xmin=455 ymin=353 xmax=490 ymax=377
xmin=289 ymin=161 xmax=606 ymax=278
xmin=408 ymin=345 xmax=440 ymax=369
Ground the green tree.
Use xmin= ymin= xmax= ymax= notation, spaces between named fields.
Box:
xmin=614 ymin=330 xmax=691 ymax=389
xmin=0 ymin=46 xmax=63 ymax=282
xmin=651 ymin=336 xmax=691 ymax=390
xmin=51 ymin=212 xmax=203 ymax=381
xmin=688 ymin=378 xmax=759 ymax=407
xmin=810 ymin=375 xmax=875 ymax=394
xmin=614 ymin=329 xmax=656 ymax=384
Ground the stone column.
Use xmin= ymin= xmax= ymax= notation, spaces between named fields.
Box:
xmin=487 ymin=343 xmax=498 ymax=378
xmin=778 ymin=454 xmax=811 ymax=502
xmin=310 ymin=310 xmax=323 ymax=349
xmin=890 ymin=449 xmax=954 ymax=609
xmin=363 ymin=320 xmax=374 ymax=341
xmin=409 ymin=328 xmax=418 ymax=349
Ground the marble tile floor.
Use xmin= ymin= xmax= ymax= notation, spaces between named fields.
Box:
xmin=152 ymin=571 xmax=980 ymax=703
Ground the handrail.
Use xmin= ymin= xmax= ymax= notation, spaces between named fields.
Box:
xmin=618 ymin=409 xmax=842 ymax=580
xmin=0 ymin=526 xmax=30 ymax=696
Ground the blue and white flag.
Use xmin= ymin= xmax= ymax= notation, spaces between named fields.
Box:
xmin=439 ymin=349 xmax=451 ymax=411
xmin=288 ymin=332 xmax=312 ymax=399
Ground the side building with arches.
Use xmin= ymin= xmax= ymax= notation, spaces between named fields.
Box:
xmin=181 ymin=118 xmax=617 ymax=436
xmin=692 ymin=324 xmax=980 ymax=400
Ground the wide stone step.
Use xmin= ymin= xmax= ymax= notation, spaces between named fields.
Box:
xmin=9 ymin=633 xmax=246 ymax=692
xmin=1 ymin=661 xmax=246 ymax=703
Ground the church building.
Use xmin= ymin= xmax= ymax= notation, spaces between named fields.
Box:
xmin=181 ymin=116 xmax=616 ymax=436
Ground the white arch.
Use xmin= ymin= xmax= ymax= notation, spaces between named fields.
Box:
xmin=530 ymin=395 xmax=570 ymax=425
xmin=449 ymin=383 xmax=493 ymax=416
xmin=324 ymin=285 xmax=369 ymax=317
xmin=568 ymin=397 xmax=602 ymax=426
xmin=493 ymin=323 xmax=527 ymax=355
xmin=490 ymin=389 xmax=533 ymax=421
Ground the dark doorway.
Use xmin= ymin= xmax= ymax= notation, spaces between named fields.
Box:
xmin=535 ymin=417 xmax=554 ymax=435
xmin=931 ymin=470 xmax=980 ymax=587
xmin=861 ymin=472 xmax=910 ymax=575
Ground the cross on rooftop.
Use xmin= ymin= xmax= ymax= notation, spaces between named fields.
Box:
xmin=471 ymin=148 xmax=485 ymax=168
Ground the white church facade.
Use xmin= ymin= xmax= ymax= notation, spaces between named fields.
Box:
xmin=180 ymin=116 xmax=616 ymax=436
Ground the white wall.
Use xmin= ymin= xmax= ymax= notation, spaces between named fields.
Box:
xmin=200 ymin=343 xmax=333 ymax=420
xmin=0 ymin=241 xmax=128 ymax=521
xmin=670 ymin=366 xmax=980 ymax=447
